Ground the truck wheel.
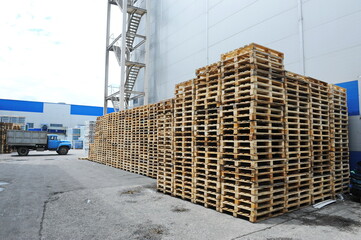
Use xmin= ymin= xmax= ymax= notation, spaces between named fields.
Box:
xmin=57 ymin=147 xmax=69 ymax=155
xmin=17 ymin=147 xmax=29 ymax=156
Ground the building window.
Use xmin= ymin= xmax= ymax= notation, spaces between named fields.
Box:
xmin=0 ymin=116 xmax=25 ymax=124
xmin=50 ymin=123 xmax=63 ymax=127
xmin=73 ymin=129 xmax=80 ymax=134
xmin=18 ymin=117 xmax=25 ymax=124
xmin=0 ymin=116 xmax=9 ymax=122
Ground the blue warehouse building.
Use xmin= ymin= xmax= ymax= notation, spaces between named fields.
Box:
xmin=336 ymin=80 xmax=361 ymax=172
xmin=0 ymin=98 xmax=114 ymax=136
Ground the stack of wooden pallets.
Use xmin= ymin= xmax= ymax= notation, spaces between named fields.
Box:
xmin=109 ymin=112 xmax=118 ymax=167
xmin=147 ymin=104 xmax=159 ymax=178
xmin=193 ymin=63 xmax=221 ymax=209
xmin=329 ymin=85 xmax=349 ymax=194
xmin=88 ymin=105 xmax=159 ymax=178
xmin=284 ymin=72 xmax=312 ymax=211
xmin=173 ymin=79 xmax=195 ymax=200
xmin=87 ymin=43 xmax=350 ymax=222
xmin=116 ymin=111 xmax=125 ymax=169
xmin=135 ymin=106 xmax=145 ymax=175
xmin=0 ymin=122 xmax=21 ymax=154
xmin=156 ymin=99 xmax=174 ymax=194
xmin=161 ymin=43 xmax=349 ymax=222
xmin=219 ymin=44 xmax=287 ymax=221
xmin=84 ymin=120 xmax=96 ymax=155
xmin=123 ymin=108 xmax=132 ymax=171
xmin=104 ymin=113 xmax=112 ymax=167
xmin=309 ymin=77 xmax=333 ymax=203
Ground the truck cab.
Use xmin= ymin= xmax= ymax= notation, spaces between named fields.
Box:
xmin=47 ymin=135 xmax=72 ymax=155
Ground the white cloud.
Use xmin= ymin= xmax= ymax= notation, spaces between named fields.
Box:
xmin=0 ymin=0 xmax=123 ymax=107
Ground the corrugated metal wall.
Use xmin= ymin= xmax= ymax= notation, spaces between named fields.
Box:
xmin=139 ymin=0 xmax=361 ymax=103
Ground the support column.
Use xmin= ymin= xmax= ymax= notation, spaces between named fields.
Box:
xmin=298 ymin=0 xmax=305 ymax=75
xmin=104 ymin=0 xmax=111 ymax=115
xmin=144 ymin=0 xmax=150 ymax=105
xmin=119 ymin=0 xmax=128 ymax=111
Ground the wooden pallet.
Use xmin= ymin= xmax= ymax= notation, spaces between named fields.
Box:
xmin=0 ymin=123 xmax=21 ymax=154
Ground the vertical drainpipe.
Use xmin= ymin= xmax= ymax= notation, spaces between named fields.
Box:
xmin=206 ymin=0 xmax=209 ymax=65
xmin=104 ymin=1 xmax=111 ymax=115
xmin=298 ymin=0 xmax=305 ymax=75
xmin=144 ymin=0 xmax=150 ymax=105
xmin=120 ymin=0 xmax=128 ymax=111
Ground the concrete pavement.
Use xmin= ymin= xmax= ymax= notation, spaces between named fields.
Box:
xmin=0 ymin=150 xmax=360 ymax=240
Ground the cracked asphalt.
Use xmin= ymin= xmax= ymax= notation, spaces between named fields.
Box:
xmin=1 ymin=150 xmax=361 ymax=240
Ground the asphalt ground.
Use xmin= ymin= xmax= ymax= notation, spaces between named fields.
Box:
xmin=1 ymin=150 xmax=361 ymax=240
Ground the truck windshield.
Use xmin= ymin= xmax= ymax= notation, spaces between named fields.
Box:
xmin=49 ymin=136 xmax=57 ymax=140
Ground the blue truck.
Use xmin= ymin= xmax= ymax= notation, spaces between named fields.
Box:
xmin=6 ymin=130 xmax=72 ymax=156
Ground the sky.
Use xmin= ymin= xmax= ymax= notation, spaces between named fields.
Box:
xmin=0 ymin=0 xmax=121 ymax=107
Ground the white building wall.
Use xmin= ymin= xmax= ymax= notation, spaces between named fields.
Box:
xmin=0 ymin=102 xmax=98 ymax=129
xmin=139 ymin=0 xmax=361 ymax=103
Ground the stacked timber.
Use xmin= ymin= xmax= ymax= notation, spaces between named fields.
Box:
xmin=329 ymin=85 xmax=349 ymax=194
xmin=156 ymin=99 xmax=174 ymax=194
xmin=161 ymin=43 xmax=349 ymax=222
xmin=88 ymin=104 xmax=160 ymax=178
xmin=148 ymin=104 xmax=159 ymax=178
xmin=84 ymin=120 xmax=96 ymax=155
xmin=309 ymin=77 xmax=333 ymax=203
xmin=88 ymin=43 xmax=350 ymax=222
xmin=284 ymin=72 xmax=312 ymax=211
xmin=123 ymin=108 xmax=133 ymax=172
xmin=104 ymin=113 xmax=112 ymax=167
xmin=219 ymin=44 xmax=286 ymax=221
xmin=193 ymin=63 xmax=221 ymax=209
xmin=0 ymin=122 xmax=21 ymax=154
xmin=173 ymin=79 xmax=195 ymax=200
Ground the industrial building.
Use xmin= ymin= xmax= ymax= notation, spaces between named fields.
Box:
xmin=0 ymin=98 xmax=113 ymax=144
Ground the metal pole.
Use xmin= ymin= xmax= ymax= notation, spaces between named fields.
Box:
xmin=104 ymin=1 xmax=111 ymax=115
xmin=206 ymin=0 xmax=209 ymax=65
xmin=297 ymin=0 xmax=305 ymax=75
xmin=119 ymin=0 xmax=128 ymax=111
xmin=144 ymin=0 xmax=150 ymax=105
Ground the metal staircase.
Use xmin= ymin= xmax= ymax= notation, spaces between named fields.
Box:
xmin=104 ymin=0 xmax=148 ymax=113
xmin=125 ymin=62 xmax=145 ymax=102
xmin=126 ymin=11 xmax=142 ymax=50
